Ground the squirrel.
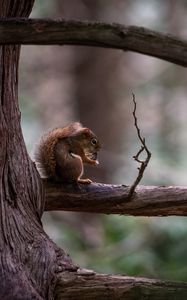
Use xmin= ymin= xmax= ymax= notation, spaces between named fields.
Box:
xmin=35 ymin=122 xmax=101 ymax=184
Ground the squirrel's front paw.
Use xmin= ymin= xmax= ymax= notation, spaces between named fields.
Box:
xmin=89 ymin=159 xmax=99 ymax=166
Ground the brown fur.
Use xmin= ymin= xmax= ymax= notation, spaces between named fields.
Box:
xmin=35 ymin=122 xmax=101 ymax=183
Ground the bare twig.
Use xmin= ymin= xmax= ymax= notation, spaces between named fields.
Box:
xmin=128 ymin=94 xmax=151 ymax=197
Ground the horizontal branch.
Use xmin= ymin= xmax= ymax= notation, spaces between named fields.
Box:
xmin=55 ymin=270 xmax=187 ymax=299
xmin=0 ymin=19 xmax=187 ymax=66
xmin=44 ymin=181 xmax=187 ymax=216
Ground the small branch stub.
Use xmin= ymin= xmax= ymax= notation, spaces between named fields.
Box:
xmin=129 ymin=94 xmax=151 ymax=197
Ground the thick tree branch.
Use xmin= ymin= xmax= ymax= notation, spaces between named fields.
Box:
xmin=0 ymin=19 xmax=186 ymax=66
xmin=55 ymin=270 xmax=187 ymax=300
xmin=44 ymin=181 xmax=187 ymax=216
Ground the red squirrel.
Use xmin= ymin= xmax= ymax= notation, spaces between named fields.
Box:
xmin=35 ymin=122 xmax=101 ymax=183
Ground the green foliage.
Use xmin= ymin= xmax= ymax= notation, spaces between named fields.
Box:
xmin=42 ymin=214 xmax=187 ymax=281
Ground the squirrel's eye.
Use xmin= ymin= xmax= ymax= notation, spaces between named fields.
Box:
xmin=91 ymin=138 xmax=97 ymax=145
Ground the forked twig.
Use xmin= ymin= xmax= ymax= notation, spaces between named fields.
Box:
xmin=128 ymin=94 xmax=151 ymax=198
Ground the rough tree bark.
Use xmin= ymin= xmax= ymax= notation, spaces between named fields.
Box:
xmin=0 ymin=2 xmax=75 ymax=299
xmin=45 ymin=183 xmax=187 ymax=216
xmin=53 ymin=242 xmax=187 ymax=299
xmin=1 ymin=2 xmax=187 ymax=300
xmin=0 ymin=19 xmax=186 ymax=66
xmin=54 ymin=273 xmax=187 ymax=300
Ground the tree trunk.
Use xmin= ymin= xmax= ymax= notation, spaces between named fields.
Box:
xmin=0 ymin=1 xmax=75 ymax=299
xmin=1 ymin=2 xmax=187 ymax=299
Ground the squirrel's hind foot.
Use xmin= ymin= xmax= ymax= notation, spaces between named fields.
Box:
xmin=78 ymin=178 xmax=92 ymax=184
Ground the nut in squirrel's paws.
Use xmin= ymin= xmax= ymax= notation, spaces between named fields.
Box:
xmin=85 ymin=151 xmax=99 ymax=166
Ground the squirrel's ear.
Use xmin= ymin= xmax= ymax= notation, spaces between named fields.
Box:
xmin=79 ymin=128 xmax=90 ymax=137
xmin=73 ymin=127 xmax=92 ymax=138
xmin=81 ymin=128 xmax=90 ymax=134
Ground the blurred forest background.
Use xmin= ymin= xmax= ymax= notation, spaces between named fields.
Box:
xmin=19 ymin=0 xmax=187 ymax=281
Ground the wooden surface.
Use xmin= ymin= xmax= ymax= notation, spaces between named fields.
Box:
xmin=0 ymin=19 xmax=186 ymax=66
xmin=45 ymin=181 xmax=187 ymax=216
xmin=0 ymin=5 xmax=74 ymax=300
xmin=55 ymin=270 xmax=187 ymax=300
